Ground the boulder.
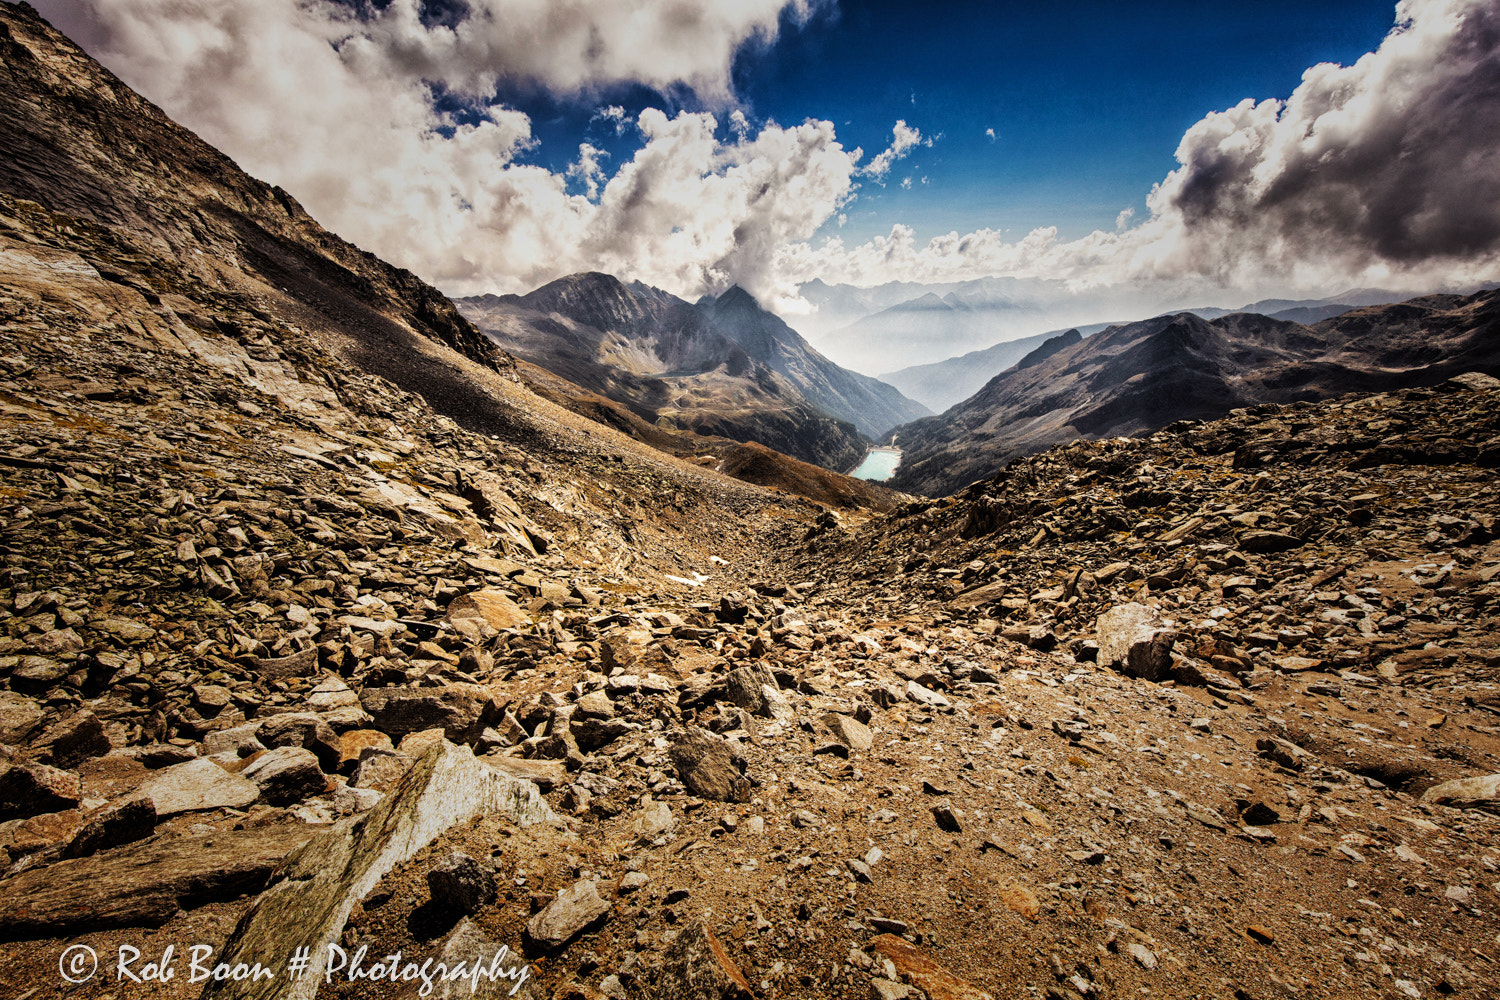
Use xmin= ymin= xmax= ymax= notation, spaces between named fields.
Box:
xmin=359 ymin=685 xmax=500 ymax=742
xmin=1419 ymin=773 xmax=1500 ymax=810
xmin=199 ymin=743 xmax=554 ymax=1000
xmin=135 ymin=758 xmax=259 ymax=816
xmin=0 ymin=756 xmax=82 ymax=820
xmin=203 ymin=722 xmax=266 ymax=758
xmin=647 ymin=919 xmax=755 ymax=999
xmin=600 ymin=630 xmax=673 ymax=676
xmin=446 ymin=589 xmax=529 ymax=630
xmin=426 ymin=917 xmax=531 ymax=998
xmin=824 ymin=713 xmax=874 ymax=752
xmin=0 ymin=692 xmax=44 ymax=744
xmin=257 ymin=712 xmax=341 ymax=772
xmin=0 ymin=826 xmax=314 ymax=935
xmin=240 ymin=746 xmax=328 ymax=806
xmin=337 ymin=729 xmax=393 ymax=773
xmin=525 ymin=878 xmax=610 ymax=949
xmin=726 ymin=663 xmax=779 ymax=716
xmin=1096 ymin=603 xmax=1176 ymax=681
xmin=668 ymin=727 xmax=750 ymax=803
xmin=427 ymin=850 xmax=497 ymax=914
xmin=1238 ymin=529 xmax=1303 ymax=553
xmin=64 ymin=794 xmax=157 ymax=858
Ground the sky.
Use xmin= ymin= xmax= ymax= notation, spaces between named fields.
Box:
xmin=30 ymin=0 xmax=1500 ymax=360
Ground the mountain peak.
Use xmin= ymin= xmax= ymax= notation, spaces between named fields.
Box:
xmin=715 ymin=285 xmax=761 ymax=312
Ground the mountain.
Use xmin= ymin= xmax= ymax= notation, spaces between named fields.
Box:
xmin=457 ymin=275 xmax=870 ymax=473
xmin=698 ymin=285 xmax=930 ymax=437
xmin=873 ymin=291 xmax=1429 ymax=414
xmin=880 ymin=322 xmax=1116 ymax=411
xmin=885 ymin=291 xmax=1500 ymax=496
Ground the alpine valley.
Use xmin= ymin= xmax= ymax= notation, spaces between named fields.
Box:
xmin=1 ymin=6 xmax=1499 ymax=1000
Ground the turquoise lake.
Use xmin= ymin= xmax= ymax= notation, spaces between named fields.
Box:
xmin=850 ymin=449 xmax=901 ymax=481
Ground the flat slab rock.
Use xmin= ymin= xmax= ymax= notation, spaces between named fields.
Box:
xmin=1420 ymin=772 xmax=1500 ymax=809
xmin=135 ymin=757 xmax=259 ymax=816
xmin=868 ymin=934 xmax=996 ymax=1000
xmin=526 ymin=878 xmax=611 ymax=949
xmin=0 ymin=826 xmax=313 ymax=936
xmin=200 ymin=742 xmax=554 ymax=1000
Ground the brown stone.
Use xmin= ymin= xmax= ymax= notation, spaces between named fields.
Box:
xmin=867 ymin=934 xmax=996 ymax=1000
xmin=0 ymin=826 xmax=314 ymax=935
xmin=998 ymin=884 xmax=1040 ymax=922
xmin=447 ymin=589 xmax=529 ymax=630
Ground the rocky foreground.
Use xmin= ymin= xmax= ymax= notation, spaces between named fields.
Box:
xmin=3 ymin=334 xmax=1499 ymax=1000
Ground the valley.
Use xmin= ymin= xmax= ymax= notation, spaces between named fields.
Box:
xmin=0 ymin=7 xmax=1497 ymax=1000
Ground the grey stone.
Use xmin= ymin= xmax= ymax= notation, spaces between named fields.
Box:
xmin=202 ymin=722 xmax=266 ymax=758
xmin=824 ymin=712 xmax=873 ymax=752
xmin=427 ymin=850 xmax=497 ymax=914
xmin=668 ymin=727 xmax=750 ymax=803
xmin=648 ymin=919 xmax=754 ymax=999
xmin=1096 ymin=603 xmax=1176 ymax=681
xmin=631 ymin=797 xmax=677 ymax=840
xmin=241 ymin=746 xmax=328 ymax=806
xmin=200 ymin=742 xmax=554 ymax=1000
xmin=426 ymin=917 xmax=531 ymax=998
xmin=905 ymin=680 xmax=951 ymax=708
xmin=526 ymin=878 xmax=610 ymax=949
xmin=135 ymin=758 xmax=259 ymax=816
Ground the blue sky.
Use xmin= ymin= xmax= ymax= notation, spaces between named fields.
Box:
xmin=48 ymin=0 xmax=1500 ymax=341
xmin=515 ymin=0 xmax=1398 ymax=246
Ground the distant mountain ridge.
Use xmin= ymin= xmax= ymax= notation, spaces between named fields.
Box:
xmin=881 ymin=323 xmax=1116 ymax=411
xmin=871 ymin=290 xmax=1452 ymax=412
xmin=457 ymin=276 xmax=927 ymax=472
xmin=884 ymin=289 xmax=1500 ymax=496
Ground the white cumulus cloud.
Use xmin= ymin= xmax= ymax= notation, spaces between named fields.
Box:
xmin=860 ymin=119 xmax=927 ymax=182
xmin=36 ymin=0 xmax=853 ymax=304
xmin=780 ymin=0 xmax=1500 ymax=304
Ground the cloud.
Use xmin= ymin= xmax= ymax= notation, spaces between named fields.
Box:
xmin=591 ymin=105 xmax=631 ymax=134
xmin=38 ymin=0 xmax=854 ymax=305
xmin=860 ymin=119 xmax=927 ymax=182
xmin=1132 ymin=0 xmax=1500 ymax=288
xmin=35 ymin=0 xmax=1500 ymax=326
xmin=985 ymin=127 xmax=996 ymax=142
xmin=780 ymin=0 xmax=1500 ymax=302
xmin=567 ymin=143 xmax=609 ymax=200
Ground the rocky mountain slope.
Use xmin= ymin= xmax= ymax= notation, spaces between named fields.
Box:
xmin=887 ymin=291 xmax=1500 ymax=496
xmin=459 ymin=275 xmax=926 ymax=472
xmin=1 ymin=7 xmax=1499 ymax=1000
xmin=697 ymin=286 xmax=930 ymax=439
xmin=458 ymin=274 xmax=866 ymax=474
